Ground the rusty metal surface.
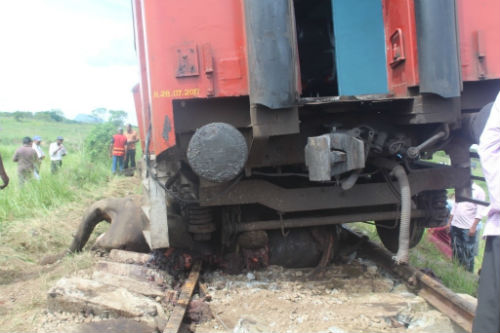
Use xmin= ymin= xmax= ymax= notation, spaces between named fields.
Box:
xmin=250 ymin=104 xmax=299 ymax=137
xmin=200 ymin=166 xmax=469 ymax=212
xmin=163 ymin=260 xmax=202 ymax=333
xmin=172 ymin=97 xmax=250 ymax=134
xmin=175 ymin=44 xmax=200 ymax=78
xmin=244 ymin=0 xmax=298 ymax=109
xmin=351 ymin=228 xmax=476 ymax=333
xmin=418 ymin=278 xmax=475 ymax=332
xmin=187 ymin=122 xmax=248 ymax=182
xmin=236 ymin=210 xmax=425 ymax=232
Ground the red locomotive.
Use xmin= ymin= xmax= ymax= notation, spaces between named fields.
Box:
xmin=131 ymin=0 xmax=500 ymax=266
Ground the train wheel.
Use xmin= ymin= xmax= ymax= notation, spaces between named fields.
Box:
xmin=375 ymin=219 xmax=425 ymax=254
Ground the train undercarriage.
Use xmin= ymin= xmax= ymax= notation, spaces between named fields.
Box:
xmin=140 ymin=94 xmax=493 ymax=267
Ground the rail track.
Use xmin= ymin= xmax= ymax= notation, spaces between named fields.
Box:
xmin=158 ymin=227 xmax=475 ymax=333
xmin=42 ymin=228 xmax=476 ymax=333
xmin=351 ymin=229 xmax=476 ymax=333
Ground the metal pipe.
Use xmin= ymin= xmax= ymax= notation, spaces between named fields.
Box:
xmin=236 ymin=210 xmax=425 ymax=232
xmin=407 ymin=127 xmax=448 ymax=159
xmin=371 ymin=158 xmax=411 ymax=264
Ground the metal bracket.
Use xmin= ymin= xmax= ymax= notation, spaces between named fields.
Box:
xmin=175 ymin=42 xmax=200 ymax=78
xmin=305 ymin=132 xmax=365 ymax=181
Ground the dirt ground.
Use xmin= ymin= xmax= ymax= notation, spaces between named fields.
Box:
xmin=0 ymin=177 xmax=139 ymax=332
xmin=34 ymin=257 xmax=466 ymax=333
xmin=194 ymin=260 xmax=465 ymax=333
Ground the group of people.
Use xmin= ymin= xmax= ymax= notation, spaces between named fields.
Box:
xmin=3 ymin=136 xmax=67 ymax=187
xmin=0 ymin=124 xmax=139 ymax=189
xmin=109 ymin=124 xmax=138 ymax=174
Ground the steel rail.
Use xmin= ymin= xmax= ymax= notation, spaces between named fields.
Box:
xmin=163 ymin=260 xmax=202 ymax=333
xmin=348 ymin=228 xmax=476 ymax=332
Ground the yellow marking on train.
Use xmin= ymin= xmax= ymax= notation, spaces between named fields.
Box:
xmin=153 ymin=88 xmax=200 ymax=98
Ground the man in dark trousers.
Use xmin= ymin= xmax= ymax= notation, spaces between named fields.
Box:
xmin=13 ymin=136 xmax=37 ymax=186
xmin=110 ymin=127 xmax=127 ymax=174
xmin=473 ymin=91 xmax=500 ymax=333
xmin=124 ymin=123 xmax=139 ymax=170
xmin=0 ymin=152 xmax=9 ymax=189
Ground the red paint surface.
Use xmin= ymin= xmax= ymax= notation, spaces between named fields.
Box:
xmin=133 ymin=0 xmax=500 ymax=156
xmin=382 ymin=0 xmax=500 ymax=96
xmin=132 ymin=0 xmax=152 ymax=154
xmin=382 ymin=0 xmax=419 ymax=96
xmin=132 ymin=84 xmax=145 ymax=153
xmin=457 ymin=0 xmax=500 ymax=81
xmin=139 ymin=0 xmax=248 ymax=155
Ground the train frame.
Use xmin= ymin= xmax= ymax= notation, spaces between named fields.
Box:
xmin=131 ymin=0 xmax=500 ymax=264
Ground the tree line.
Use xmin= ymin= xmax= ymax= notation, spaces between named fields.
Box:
xmin=0 ymin=110 xmax=69 ymax=123
xmin=0 ymin=108 xmax=128 ymax=125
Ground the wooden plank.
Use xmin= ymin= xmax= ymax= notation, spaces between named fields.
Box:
xmin=47 ymin=277 xmax=166 ymax=321
xmin=96 ymin=261 xmax=170 ymax=286
xmin=163 ymin=260 xmax=202 ymax=333
xmin=109 ymin=249 xmax=152 ymax=265
xmin=92 ymin=271 xmax=165 ymax=297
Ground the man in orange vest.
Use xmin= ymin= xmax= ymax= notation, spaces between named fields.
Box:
xmin=109 ymin=127 xmax=127 ymax=174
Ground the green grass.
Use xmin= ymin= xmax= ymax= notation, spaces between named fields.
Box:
xmin=0 ymin=116 xmax=111 ymax=223
xmin=351 ymin=222 xmax=480 ymax=296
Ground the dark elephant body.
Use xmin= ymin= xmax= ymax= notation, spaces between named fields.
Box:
xmin=69 ymin=196 xmax=150 ymax=253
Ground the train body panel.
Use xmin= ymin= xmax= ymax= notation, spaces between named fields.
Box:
xmin=138 ymin=0 xmax=248 ymax=154
xmin=132 ymin=84 xmax=145 ymax=153
xmin=383 ymin=0 xmax=419 ymax=96
xmin=131 ymin=0 xmax=500 ymax=259
xmin=457 ymin=0 xmax=500 ymax=82
xmin=132 ymin=0 xmax=151 ymax=154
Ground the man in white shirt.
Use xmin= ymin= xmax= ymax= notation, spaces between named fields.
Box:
xmin=32 ymin=136 xmax=45 ymax=179
xmin=446 ymin=183 xmax=486 ymax=272
xmin=49 ymin=136 xmax=67 ymax=174
xmin=473 ymin=92 xmax=500 ymax=333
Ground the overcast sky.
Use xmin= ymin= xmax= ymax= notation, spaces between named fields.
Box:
xmin=0 ymin=0 xmax=139 ymax=123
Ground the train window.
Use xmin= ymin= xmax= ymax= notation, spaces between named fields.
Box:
xmin=294 ymin=0 xmax=338 ymax=97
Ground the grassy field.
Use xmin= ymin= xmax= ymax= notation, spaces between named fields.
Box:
xmin=0 ymin=117 xmax=111 ymax=222
xmin=0 ymin=116 xmax=143 ymax=331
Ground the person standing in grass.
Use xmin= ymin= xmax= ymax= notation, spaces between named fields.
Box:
xmin=13 ymin=136 xmax=37 ymax=186
xmin=124 ymin=124 xmax=138 ymax=170
xmin=49 ymin=136 xmax=67 ymax=174
xmin=0 ymin=152 xmax=9 ymax=189
xmin=109 ymin=127 xmax=127 ymax=174
xmin=473 ymin=92 xmax=500 ymax=333
xmin=446 ymin=182 xmax=486 ymax=272
xmin=32 ymin=136 xmax=45 ymax=179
